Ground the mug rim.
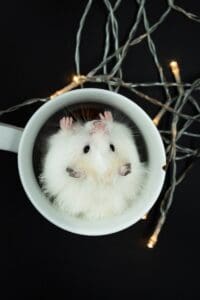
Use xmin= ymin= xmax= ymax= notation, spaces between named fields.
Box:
xmin=18 ymin=88 xmax=166 ymax=236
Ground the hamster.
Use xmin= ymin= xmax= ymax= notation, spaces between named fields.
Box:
xmin=39 ymin=111 xmax=147 ymax=219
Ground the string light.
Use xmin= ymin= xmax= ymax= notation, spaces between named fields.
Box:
xmin=169 ymin=61 xmax=179 ymax=76
xmin=152 ymin=61 xmax=183 ymax=126
xmin=141 ymin=214 xmax=148 ymax=220
xmin=73 ymin=75 xmax=83 ymax=83
xmin=147 ymin=227 xmax=160 ymax=248
xmin=169 ymin=60 xmax=184 ymax=95
xmin=147 ymin=217 xmax=165 ymax=249
xmin=28 ymin=2 xmax=200 ymax=248
xmin=153 ymin=116 xmax=160 ymax=126
xmin=147 ymin=235 xmax=157 ymax=249
xmin=50 ymin=75 xmax=86 ymax=99
xmin=1 ymin=0 xmax=200 ymax=249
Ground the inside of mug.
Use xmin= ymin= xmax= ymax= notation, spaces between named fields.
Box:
xmin=32 ymin=101 xmax=149 ymax=222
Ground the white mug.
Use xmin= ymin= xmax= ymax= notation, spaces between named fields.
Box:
xmin=0 ymin=88 xmax=166 ymax=236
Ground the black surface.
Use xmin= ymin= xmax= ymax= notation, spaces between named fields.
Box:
xmin=0 ymin=1 xmax=200 ymax=298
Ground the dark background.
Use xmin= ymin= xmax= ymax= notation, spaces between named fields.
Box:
xmin=0 ymin=0 xmax=200 ymax=298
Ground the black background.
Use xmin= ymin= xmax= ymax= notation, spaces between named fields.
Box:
xmin=0 ymin=0 xmax=200 ymax=298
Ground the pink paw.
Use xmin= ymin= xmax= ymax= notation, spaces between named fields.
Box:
xmin=99 ymin=111 xmax=113 ymax=122
xmin=59 ymin=116 xmax=73 ymax=130
xmin=119 ymin=163 xmax=131 ymax=176
xmin=66 ymin=167 xmax=85 ymax=179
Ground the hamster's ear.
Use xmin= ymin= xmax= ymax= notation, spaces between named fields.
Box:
xmin=118 ymin=163 xmax=131 ymax=176
xmin=59 ymin=117 xmax=73 ymax=130
xmin=99 ymin=111 xmax=113 ymax=122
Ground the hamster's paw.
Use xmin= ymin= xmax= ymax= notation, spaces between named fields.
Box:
xmin=99 ymin=111 xmax=113 ymax=122
xmin=118 ymin=163 xmax=131 ymax=176
xmin=66 ymin=167 xmax=85 ymax=178
xmin=59 ymin=116 xmax=73 ymax=130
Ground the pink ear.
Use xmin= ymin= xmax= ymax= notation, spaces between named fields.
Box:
xmin=59 ymin=117 xmax=73 ymax=130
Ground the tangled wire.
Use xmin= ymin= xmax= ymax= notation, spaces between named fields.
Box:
xmin=1 ymin=0 xmax=200 ymax=248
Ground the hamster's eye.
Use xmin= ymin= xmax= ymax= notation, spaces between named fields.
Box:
xmin=110 ymin=144 xmax=115 ymax=152
xmin=83 ymin=145 xmax=90 ymax=153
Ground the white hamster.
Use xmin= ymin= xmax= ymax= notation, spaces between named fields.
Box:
xmin=39 ymin=111 xmax=147 ymax=219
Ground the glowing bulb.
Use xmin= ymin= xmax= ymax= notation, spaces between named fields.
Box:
xmin=153 ymin=116 xmax=159 ymax=126
xmin=169 ymin=60 xmax=183 ymax=95
xmin=147 ymin=241 xmax=154 ymax=249
xmin=141 ymin=214 xmax=148 ymax=220
xmin=170 ymin=60 xmax=178 ymax=71
xmin=73 ymin=75 xmax=80 ymax=83
xmin=50 ymin=75 xmax=86 ymax=99
xmin=147 ymin=235 xmax=157 ymax=249
xmin=169 ymin=60 xmax=180 ymax=79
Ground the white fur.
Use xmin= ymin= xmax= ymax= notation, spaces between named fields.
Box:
xmin=39 ymin=116 xmax=147 ymax=219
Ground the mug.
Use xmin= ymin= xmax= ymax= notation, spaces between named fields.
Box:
xmin=0 ymin=88 xmax=166 ymax=236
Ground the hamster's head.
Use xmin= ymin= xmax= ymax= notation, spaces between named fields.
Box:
xmin=58 ymin=111 xmax=141 ymax=185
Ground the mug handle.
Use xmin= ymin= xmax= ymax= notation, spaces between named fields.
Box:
xmin=0 ymin=123 xmax=23 ymax=153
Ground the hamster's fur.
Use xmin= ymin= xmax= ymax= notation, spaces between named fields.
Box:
xmin=39 ymin=111 xmax=147 ymax=219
